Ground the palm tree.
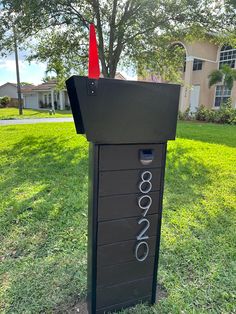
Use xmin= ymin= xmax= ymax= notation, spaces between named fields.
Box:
xmin=208 ymin=64 xmax=236 ymax=106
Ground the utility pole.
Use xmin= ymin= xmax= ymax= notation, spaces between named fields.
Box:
xmin=13 ymin=26 xmax=23 ymax=115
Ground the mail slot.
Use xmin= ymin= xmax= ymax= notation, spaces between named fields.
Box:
xmin=66 ymin=76 xmax=180 ymax=314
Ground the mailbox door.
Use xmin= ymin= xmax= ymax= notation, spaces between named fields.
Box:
xmin=87 ymin=143 xmax=167 ymax=314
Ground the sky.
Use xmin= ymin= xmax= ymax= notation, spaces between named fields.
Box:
xmin=0 ymin=50 xmax=47 ymax=86
xmin=0 ymin=50 xmax=136 ymax=86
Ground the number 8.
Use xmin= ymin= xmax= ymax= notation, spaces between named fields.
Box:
xmin=139 ymin=171 xmax=152 ymax=194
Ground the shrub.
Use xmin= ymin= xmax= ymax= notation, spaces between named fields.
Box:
xmin=194 ymin=101 xmax=236 ymax=125
xmin=195 ymin=105 xmax=214 ymax=122
xmin=178 ymin=107 xmax=193 ymax=120
xmin=0 ymin=96 xmax=11 ymax=108
xmin=216 ymin=100 xmax=236 ymax=124
xmin=195 ymin=105 xmax=208 ymax=121
xmin=178 ymin=110 xmax=185 ymax=120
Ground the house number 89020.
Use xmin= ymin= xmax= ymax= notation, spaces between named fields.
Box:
xmin=135 ymin=171 xmax=152 ymax=262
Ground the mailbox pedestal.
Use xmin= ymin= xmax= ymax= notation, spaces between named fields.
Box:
xmin=66 ymin=76 xmax=180 ymax=314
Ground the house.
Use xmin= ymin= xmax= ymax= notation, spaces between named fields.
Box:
xmin=177 ymin=41 xmax=236 ymax=113
xmin=140 ymin=40 xmax=236 ymax=112
xmin=22 ymin=73 xmax=127 ymax=110
xmin=23 ymin=80 xmax=70 ymax=110
xmin=0 ymin=82 xmax=34 ymax=106
xmin=113 ymin=72 xmax=127 ymax=80
xmin=0 ymin=81 xmax=69 ymax=110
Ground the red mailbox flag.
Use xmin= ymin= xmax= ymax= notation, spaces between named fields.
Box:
xmin=88 ymin=23 xmax=100 ymax=79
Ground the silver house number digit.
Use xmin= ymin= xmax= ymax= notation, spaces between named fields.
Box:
xmin=135 ymin=169 xmax=153 ymax=262
xmin=135 ymin=241 xmax=150 ymax=262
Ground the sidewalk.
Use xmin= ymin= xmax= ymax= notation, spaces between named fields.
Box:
xmin=0 ymin=117 xmax=73 ymax=126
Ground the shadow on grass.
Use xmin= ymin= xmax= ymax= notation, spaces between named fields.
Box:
xmin=0 ymin=135 xmax=89 ymax=313
xmin=165 ymin=144 xmax=211 ymax=208
xmin=155 ymin=144 xmax=236 ymax=313
xmin=0 ymin=133 xmax=234 ymax=313
xmin=119 ymin=143 xmax=235 ymax=313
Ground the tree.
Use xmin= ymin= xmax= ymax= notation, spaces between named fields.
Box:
xmin=0 ymin=0 xmax=232 ymax=79
xmin=42 ymin=76 xmax=57 ymax=83
xmin=13 ymin=26 xmax=23 ymax=115
xmin=21 ymin=82 xmax=33 ymax=86
xmin=44 ymin=58 xmax=68 ymax=90
xmin=210 ymin=0 xmax=236 ymax=48
xmin=208 ymin=64 xmax=236 ymax=106
xmin=0 ymin=96 xmax=11 ymax=108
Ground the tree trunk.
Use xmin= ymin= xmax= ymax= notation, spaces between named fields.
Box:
xmin=13 ymin=27 xmax=23 ymax=115
xmin=91 ymin=0 xmax=109 ymax=77
xmin=221 ymin=85 xmax=225 ymax=107
xmin=107 ymin=0 xmax=118 ymax=78
xmin=92 ymin=0 xmax=129 ymax=78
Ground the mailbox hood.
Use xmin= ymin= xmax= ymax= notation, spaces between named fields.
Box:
xmin=66 ymin=75 xmax=180 ymax=144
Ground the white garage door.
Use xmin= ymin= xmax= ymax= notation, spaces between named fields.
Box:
xmin=24 ymin=94 xmax=38 ymax=109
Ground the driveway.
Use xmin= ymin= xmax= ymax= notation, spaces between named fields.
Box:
xmin=0 ymin=117 xmax=73 ymax=126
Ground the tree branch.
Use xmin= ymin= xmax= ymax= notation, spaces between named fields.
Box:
xmin=91 ymin=0 xmax=108 ymax=77
xmin=108 ymin=0 xmax=118 ymax=75
xmin=65 ymin=1 xmax=90 ymax=29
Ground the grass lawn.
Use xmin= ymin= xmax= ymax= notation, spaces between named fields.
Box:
xmin=0 ymin=108 xmax=72 ymax=120
xmin=0 ymin=121 xmax=235 ymax=313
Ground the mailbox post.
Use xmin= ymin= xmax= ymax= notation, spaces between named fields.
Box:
xmin=66 ymin=76 xmax=180 ymax=314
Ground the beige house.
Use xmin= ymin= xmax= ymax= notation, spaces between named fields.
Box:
xmin=177 ymin=41 xmax=236 ymax=113
xmin=141 ymin=40 xmax=236 ymax=112
xmin=23 ymin=80 xmax=70 ymax=110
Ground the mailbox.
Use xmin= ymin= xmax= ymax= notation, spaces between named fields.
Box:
xmin=66 ymin=75 xmax=180 ymax=314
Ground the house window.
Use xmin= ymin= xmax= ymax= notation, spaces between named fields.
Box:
xmin=44 ymin=94 xmax=48 ymax=104
xmin=193 ymin=59 xmax=203 ymax=71
xmin=214 ymin=85 xmax=231 ymax=107
xmin=219 ymin=45 xmax=236 ymax=68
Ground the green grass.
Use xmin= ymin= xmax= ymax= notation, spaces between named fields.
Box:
xmin=0 ymin=108 xmax=72 ymax=120
xmin=0 ymin=121 xmax=235 ymax=313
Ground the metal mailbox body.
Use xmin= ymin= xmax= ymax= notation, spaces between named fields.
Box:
xmin=66 ymin=76 xmax=180 ymax=314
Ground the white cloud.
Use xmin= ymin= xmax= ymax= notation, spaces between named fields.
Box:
xmin=0 ymin=58 xmax=46 ymax=74
xmin=0 ymin=59 xmax=26 ymax=72
xmin=0 ymin=56 xmax=47 ymax=85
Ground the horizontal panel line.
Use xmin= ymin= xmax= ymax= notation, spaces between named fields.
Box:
xmin=99 ymin=143 xmax=164 ymax=146
xmin=97 ymin=254 xmax=155 ymax=269
xmin=99 ymin=189 xmax=160 ymax=198
xmin=96 ymin=275 xmax=153 ymax=291
xmin=98 ymin=211 xmax=159 ymax=222
xmin=97 ymin=270 xmax=155 ymax=289
xmin=98 ymin=212 xmax=159 ymax=224
xmin=99 ymin=166 xmax=162 ymax=172
xmin=97 ymin=235 xmax=157 ymax=248
xmin=96 ymin=294 xmax=152 ymax=312
xmin=98 ymin=234 xmax=158 ymax=247
xmin=99 ymin=167 xmax=162 ymax=173
xmin=97 ymin=256 xmax=155 ymax=270
xmin=98 ymin=212 xmax=158 ymax=224
xmin=99 ymin=190 xmax=160 ymax=198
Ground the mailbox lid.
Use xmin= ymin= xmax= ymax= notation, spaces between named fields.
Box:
xmin=66 ymin=75 xmax=180 ymax=144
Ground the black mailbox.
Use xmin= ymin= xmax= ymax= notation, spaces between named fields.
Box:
xmin=66 ymin=75 xmax=180 ymax=314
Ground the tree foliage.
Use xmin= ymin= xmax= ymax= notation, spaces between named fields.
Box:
xmin=0 ymin=0 xmax=234 ymax=79
xmin=208 ymin=64 xmax=236 ymax=106
xmin=0 ymin=95 xmax=11 ymax=107
xmin=20 ymin=82 xmax=33 ymax=86
xmin=209 ymin=64 xmax=236 ymax=90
